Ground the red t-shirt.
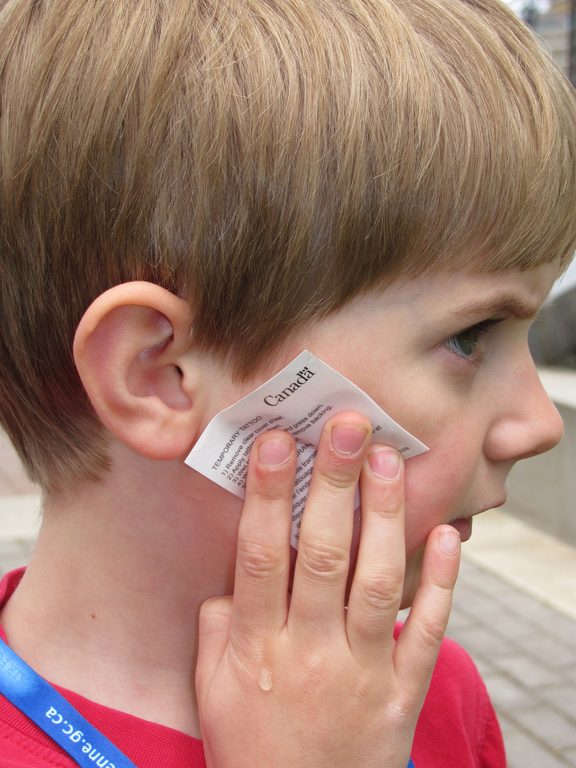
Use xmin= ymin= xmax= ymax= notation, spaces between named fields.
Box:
xmin=0 ymin=569 xmax=505 ymax=767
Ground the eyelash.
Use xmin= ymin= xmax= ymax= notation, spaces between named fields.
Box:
xmin=444 ymin=318 xmax=504 ymax=364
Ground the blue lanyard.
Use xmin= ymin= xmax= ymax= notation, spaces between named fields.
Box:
xmin=0 ymin=637 xmax=416 ymax=768
xmin=0 ymin=637 xmax=137 ymax=767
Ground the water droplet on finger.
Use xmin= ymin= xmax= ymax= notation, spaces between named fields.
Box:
xmin=258 ymin=668 xmax=273 ymax=692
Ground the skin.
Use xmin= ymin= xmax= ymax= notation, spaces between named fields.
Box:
xmin=0 ymin=263 xmax=562 ymax=761
xmin=196 ymin=262 xmax=564 ymax=767
xmin=280 ymin=262 xmax=564 ymax=603
xmin=196 ymin=413 xmax=460 ymax=768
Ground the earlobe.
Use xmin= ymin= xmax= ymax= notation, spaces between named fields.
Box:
xmin=73 ymin=282 xmax=200 ymax=460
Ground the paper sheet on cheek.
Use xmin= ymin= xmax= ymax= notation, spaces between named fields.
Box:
xmin=184 ymin=350 xmax=428 ymax=549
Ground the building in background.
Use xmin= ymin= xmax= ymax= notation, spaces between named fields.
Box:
xmin=506 ymin=1 xmax=573 ymax=80
xmin=530 ymin=282 xmax=576 ymax=368
xmin=530 ymin=0 xmax=572 ymax=77
xmin=508 ymin=1 xmax=576 ymax=368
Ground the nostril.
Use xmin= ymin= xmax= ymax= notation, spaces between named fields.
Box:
xmin=483 ymin=400 xmax=564 ymax=464
xmin=529 ymin=401 xmax=564 ymax=458
xmin=544 ymin=407 xmax=565 ymax=452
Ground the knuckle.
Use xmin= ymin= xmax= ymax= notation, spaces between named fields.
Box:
xmin=236 ymin=537 xmax=282 ymax=579
xmin=431 ymin=567 xmax=460 ymax=592
xmin=416 ymin=616 xmax=447 ymax=649
xmin=251 ymin=483 xmax=290 ymax=504
xmin=359 ymin=572 xmax=403 ymax=613
xmin=385 ymin=695 xmax=415 ymax=727
xmin=252 ymin=465 xmax=294 ymax=502
xmin=298 ymin=540 xmax=349 ymax=580
xmin=299 ymin=647 xmax=329 ymax=680
xmin=316 ymin=465 xmax=359 ymax=494
xmin=372 ymin=491 xmax=402 ymax=519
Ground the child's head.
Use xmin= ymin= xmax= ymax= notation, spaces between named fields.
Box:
xmin=1 ymin=0 xmax=575 ymax=492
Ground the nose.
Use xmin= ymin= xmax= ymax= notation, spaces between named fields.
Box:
xmin=483 ymin=362 xmax=564 ymax=463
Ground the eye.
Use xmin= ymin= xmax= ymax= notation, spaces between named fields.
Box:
xmin=444 ymin=318 xmax=504 ymax=362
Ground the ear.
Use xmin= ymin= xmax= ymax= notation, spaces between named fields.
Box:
xmin=73 ymin=282 xmax=203 ymax=460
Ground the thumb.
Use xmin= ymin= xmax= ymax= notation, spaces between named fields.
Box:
xmin=195 ymin=595 xmax=233 ymax=694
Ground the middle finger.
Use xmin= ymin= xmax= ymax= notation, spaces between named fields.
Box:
xmin=288 ymin=411 xmax=371 ymax=639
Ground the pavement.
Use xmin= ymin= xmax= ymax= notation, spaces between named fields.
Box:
xmin=1 ymin=436 xmax=576 ymax=767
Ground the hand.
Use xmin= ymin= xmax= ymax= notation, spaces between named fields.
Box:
xmin=196 ymin=412 xmax=460 ymax=768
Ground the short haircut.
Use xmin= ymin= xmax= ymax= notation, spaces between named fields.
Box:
xmin=1 ymin=0 xmax=576 ymax=489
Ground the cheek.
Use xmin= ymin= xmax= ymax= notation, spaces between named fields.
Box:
xmin=403 ymin=431 xmax=479 ymax=553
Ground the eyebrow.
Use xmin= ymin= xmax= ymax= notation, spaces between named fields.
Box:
xmin=448 ymin=293 xmax=542 ymax=322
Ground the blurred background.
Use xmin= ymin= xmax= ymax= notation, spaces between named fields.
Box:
xmin=504 ymin=0 xmax=576 ymax=549
xmin=504 ymin=0 xmax=575 ymax=86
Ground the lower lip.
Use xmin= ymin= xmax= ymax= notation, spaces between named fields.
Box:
xmin=449 ymin=518 xmax=473 ymax=542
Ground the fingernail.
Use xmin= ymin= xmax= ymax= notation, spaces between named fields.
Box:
xmin=439 ymin=528 xmax=461 ymax=556
xmin=259 ymin=438 xmax=291 ymax=466
xmin=367 ymin=447 xmax=400 ymax=479
xmin=331 ymin=425 xmax=369 ymax=456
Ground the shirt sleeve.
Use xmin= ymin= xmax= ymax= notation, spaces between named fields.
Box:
xmin=409 ymin=632 xmax=506 ymax=768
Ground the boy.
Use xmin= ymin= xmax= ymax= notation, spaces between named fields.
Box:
xmin=0 ymin=0 xmax=575 ymax=766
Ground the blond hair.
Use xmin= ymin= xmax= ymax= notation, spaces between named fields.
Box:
xmin=1 ymin=0 xmax=576 ymax=489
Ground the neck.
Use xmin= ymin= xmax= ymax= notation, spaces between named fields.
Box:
xmin=1 ymin=449 xmax=241 ymax=737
